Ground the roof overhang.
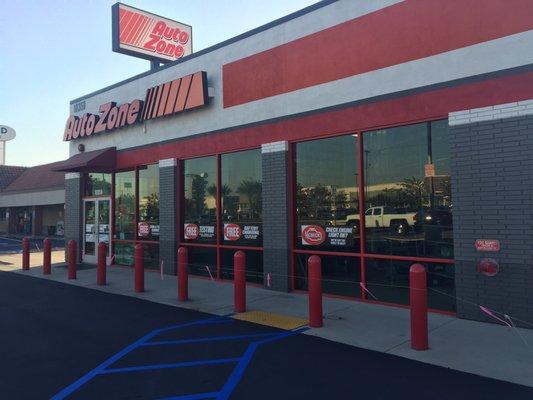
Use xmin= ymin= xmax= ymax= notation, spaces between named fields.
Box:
xmin=52 ymin=147 xmax=116 ymax=173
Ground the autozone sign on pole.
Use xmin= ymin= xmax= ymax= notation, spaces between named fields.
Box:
xmin=112 ymin=3 xmax=192 ymax=63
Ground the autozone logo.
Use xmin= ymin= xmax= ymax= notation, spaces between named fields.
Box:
xmin=64 ymin=71 xmax=207 ymax=141
xmin=113 ymin=3 xmax=192 ymax=62
xmin=302 ymin=225 xmax=326 ymax=246
xmin=224 ymin=224 xmax=242 ymax=241
xmin=184 ymin=224 xmax=199 ymax=240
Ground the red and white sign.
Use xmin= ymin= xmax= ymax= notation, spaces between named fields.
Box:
xmin=224 ymin=224 xmax=242 ymax=241
xmin=184 ymin=223 xmax=199 ymax=240
xmin=301 ymin=225 xmax=326 ymax=246
xmin=138 ymin=222 xmax=150 ymax=237
xmin=112 ymin=3 xmax=192 ymax=62
xmin=475 ymin=239 xmax=500 ymax=252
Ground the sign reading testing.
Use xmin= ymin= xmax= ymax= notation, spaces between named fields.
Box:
xmin=112 ymin=3 xmax=192 ymax=63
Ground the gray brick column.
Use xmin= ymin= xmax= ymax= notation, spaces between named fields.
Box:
xmin=65 ymin=172 xmax=83 ymax=263
xmin=159 ymin=158 xmax=177 ymax=275
xmin=449 ymin=100 xmax=533 ymax=328
xmin=262 ymin=141 xmax=291 ymax=292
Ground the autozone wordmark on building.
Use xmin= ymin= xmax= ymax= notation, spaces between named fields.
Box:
xmin=64 ymin=71 xmax=207 ymax=141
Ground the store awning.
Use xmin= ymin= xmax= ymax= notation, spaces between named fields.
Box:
xmin=52 ymin=147 xmax=116 ymax=173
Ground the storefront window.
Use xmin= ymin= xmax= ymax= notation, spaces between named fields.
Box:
xmin=114 ymin=171 xmax=135 ymax=240
xmin=363 ymin=121 xmax=453 ymax=259
xmin=221 ymin=149 xmax=262 ymax=246
xmin=85 ymin=173 xmax=112 ymax=196
xmin=295 ymin=254 xmax=361 ymax=298
xmin=221 ymin=249 xmax=263 ymax=284
xmin=183 ymin=156 xmax=217 ymax=243
xmin=365 ymin=259 xmax=455 ymax=311
xmin=138 ymin=165 xmax=159 ymax=241
xmin=296 ymin=135 xmax=359 ymax=252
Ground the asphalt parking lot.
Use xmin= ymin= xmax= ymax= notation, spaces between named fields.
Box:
xmin=0 ymin=237 xmax=64 ymax=253
xmin=1 ymin=271 xmax=532 ymax=400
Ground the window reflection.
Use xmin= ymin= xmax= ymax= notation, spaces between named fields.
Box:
xmin=138 ymin=164 xmax=159 ymax=241
xmin=184 ymin=156 xmax=217 ymax=243
xmin=85 ymin=173 xmax=112 ymax=197
xmin=363 ymin=120 xmax=453 ymax=259
xmin=221 ymin=149 xmax=262 ymax=245
xmin=296 ymin=135 xmax=359 ymax=252
xmin=114 ymin=171 xmax=135 ymax=240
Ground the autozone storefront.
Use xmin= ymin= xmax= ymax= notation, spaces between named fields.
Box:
xmin=57 ymin=0 xmax=533 ymax=323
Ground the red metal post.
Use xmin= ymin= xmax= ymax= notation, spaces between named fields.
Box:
xmin=97 ymin=242 xmax=106 ymax=285
xmin=410 ymin=263 xmax=428 ymax=350
xmin=234 ymin=250 xmax=246 ymax=313
xmin=43 ymin=238 xmax=51 ymax=275
xmin=308 ymin=255 xmax=323 ymax=328
xmin=178 ymin=246 xmax=188 ymax=301
xmin=134 ymin=243 xmax=144 ymax=293
xmin=22 ymin=237 xmax=30 ymax=271
xmin=68 ymin=240 xmax=77 ymax=279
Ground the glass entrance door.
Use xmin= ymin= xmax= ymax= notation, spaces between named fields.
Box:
xmin=83 ymin=198 xmax=111 ymax=264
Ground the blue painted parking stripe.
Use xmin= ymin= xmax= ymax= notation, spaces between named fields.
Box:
xmin=142 ymin=332 xmax=279 ymax=346
xmin=51 ymin=315 xmax=233 ymax=400
xmin=100 ymin=358 xmax=241 ymax=374
xmin=158 ymin=391 xmax=219 ymax=400
xmin=216 ymin=328 xmax=308 ymax=400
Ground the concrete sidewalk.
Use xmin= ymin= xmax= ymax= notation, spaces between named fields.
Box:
xmin=6 ymin=260 xmax=533 ymax=388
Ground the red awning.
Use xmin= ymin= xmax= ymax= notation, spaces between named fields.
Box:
xmin=52 ymin=147 xmax=116 ymax=173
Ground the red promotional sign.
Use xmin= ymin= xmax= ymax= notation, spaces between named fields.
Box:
xmin=224 ymin=224 xmax=242 ymax=241
xmin=475 ymin=239 xmax=500 ymax=252
xmin=138 ymin=222 xmax=150 ymax=237
xmin=301 ymin=225 xmax=326 ymax=246
xmin=184 ymin=223 xmax=199 ymax=240
xmin=112 ymin=3 xmax=192 ymax=63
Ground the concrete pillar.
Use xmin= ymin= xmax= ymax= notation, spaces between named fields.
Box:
xmin=65 ymin=172 xmax=83 ymax=263
xmin=261 ymin=141 xmax=291 ymax=292
xmin=159 ymin=158 xmax=177 ymax=275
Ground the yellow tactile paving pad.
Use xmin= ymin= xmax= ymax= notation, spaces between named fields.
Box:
xmin=232 ymin=311 xmax=308 ymax=330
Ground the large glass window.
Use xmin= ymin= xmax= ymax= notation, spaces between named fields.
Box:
xmin=363 ymin=121 xmax=453 ymax=259
xmin=183 ymin=156 xmax=217 ymax=243
xmin=221 ymin=149 xmax=262 ymax=246
xmin=85 ymin=173 xmax=112 ymax=197
xmin=296 ymin=135 xmax=359 ymax=252
xmin=138 ymin=165 xmax=159 ymax=241
xmin=114 ymin=171 xmax=135 ymax=240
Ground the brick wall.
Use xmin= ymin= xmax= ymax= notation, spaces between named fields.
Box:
xmin=159 ymin=159 xmax=177 ymax=275
xmin=64 ymin=173 xmax=82 ymax=262
xmin=262 ymin=141 xmax=291 ymax=292
xmin=450 ymin=105 xmax=533 ymax=327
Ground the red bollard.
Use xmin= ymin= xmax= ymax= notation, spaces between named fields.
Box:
xmin=410 ymin=263 xmax=428 ymax=350
xmin=22 ymin=237 xmax=30 ymax=271
xmin=234 ymin=251 xmax=246 ymax=313
xmin=134 ymin=244 xmax=144 ymax=293
xmin=308 ymin=255 xmax=323 ymax=328
xmin=68 ymin=240 xmax=77 ymax=279
xmin=97 ymin=242 xmax=106 ymax=285
xmin=43 ymin=238 xmax=51 ymax=275
xmin=178 ymin=247 xmax=188 ymax=301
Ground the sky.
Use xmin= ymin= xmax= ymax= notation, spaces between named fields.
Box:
xmin=0 ymin=0 xmax=317 ymax=167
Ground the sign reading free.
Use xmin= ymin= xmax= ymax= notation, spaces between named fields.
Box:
xmin=112 ymin=3 xmax=192 ymax=63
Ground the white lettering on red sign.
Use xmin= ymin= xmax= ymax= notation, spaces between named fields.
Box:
xmin=224 ymin=224 xmax=242 ymax=241
xmin=138 ymin=222 xmax=150 ymax=237
xmin=475 ymin=239 xmax=500 ymax=252
xmin=301 ymin=225 xmax=326 ymax=246
xmin=184 ymin=223 xmax=199 ymax=240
